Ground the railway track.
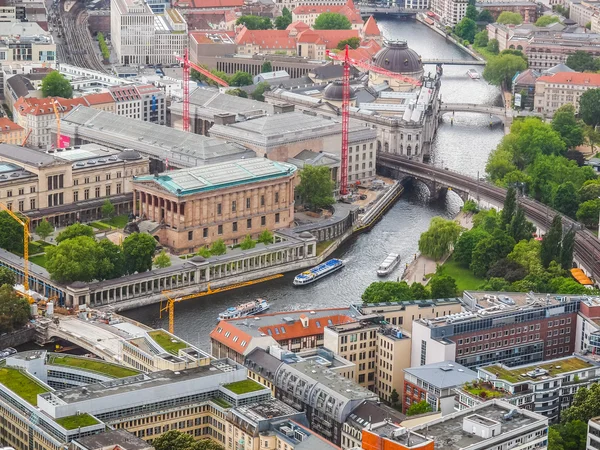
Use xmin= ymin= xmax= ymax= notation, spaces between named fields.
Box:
xmin=378 ymin=154 xmax=600 ymax=279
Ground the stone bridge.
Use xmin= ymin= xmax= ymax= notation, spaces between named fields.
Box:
xmin=422 ymin=59 xmax=486 ymax=66
xmin=358 ymin=5 xmax=426 ymax=16
xmin=440 ymin=103 xmax=513 ymax=124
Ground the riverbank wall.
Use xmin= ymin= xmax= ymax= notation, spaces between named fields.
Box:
xmin=415 ymin=15 xmax=485 ymax=62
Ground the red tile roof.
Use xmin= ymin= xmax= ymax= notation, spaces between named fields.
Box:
xmin=14 ymin=96 xmax=100 ymax=117
xmin=84 ymin=92 xmax=115 ymax=105
xmin=348 ymin=39 xmax=381 ymax=61
xmin=293 ymin=1 xmax=362 ymax=24
xmin=210 ymin=320 xmax=254 ymax=355
xmin=286 ymin=20 xmax=311 ymax=32
xmin=297 ymin=29 xmax=359 ymax=48
xmin=190 ymin=30 xmax=235 ymax=44
xmin=363 ymin=15 xmax=380 ymax=35
xmin=188 ymin=0 xmax=244 ymax=8
xmin=0 ymin=117 xmax=23 ymax=132
xmin=235 ymin=27 xmax=296 ymax=48
xmin=537 ymin=71 xmax=600 ymax=86
xmin=258 ymin=314 xmax=354 ymax=340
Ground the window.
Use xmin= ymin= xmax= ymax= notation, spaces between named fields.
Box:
xmin=275 ymin=213 xmax=280 ymax=223
xmin=84 ymin=189 xmax=90 ymax=200
xmin=106 ymin=173 xmax=111 ymax=180
xmin=95 ymin=176 xmax=100 ymax=182
xmin=30 ymin=198 xmax=35 ymax=210
xmin=73 ymin=179 xmax=79 ymax=186
xmin=247 ymin=218 xmax=252 ymax=229
xmin=30 ymin=186 xmax=36 ymax=193
xmin=116 ymin=183 xmax=122 ymax=194
xmin=232 ymin=201 xmax=236 ymax=212
xmin=203 ymin=228 xmax=208 ymax=238
xmin=260 ymin=195 xmax=265 ymax=206
xmin=18 ymin=188 xmax=24 ymax=196
xmin=275 ymin=192 xmax=279 ymax=203
xmin=6 ymin=190 xmax=11 ymax=197
xmin=106 ymin=185 xmax=111 ymax=196
xmin=95 ymin=187 xmax=101 ymax=198
xmin=232 ymin=221 xmax=238 ymax=232
xmin=218 ymin=225 xmax=223 ymax=235
xmin=246 ymin=198 xmax=251 ymax=209
xmin=73 ymin=191 xmax=79 ymax=202
xmin=261 ymin=216 xmax=266 ymax=226
xmin=188 ymin=231 xmax=193 ymax=241
xmin=117 ymin=171 xmax=122 ymax=178
xmin=18 ymin=200 xmax=23 ymax=211
xmin=217 ymin=203 xmax=222 ymax=215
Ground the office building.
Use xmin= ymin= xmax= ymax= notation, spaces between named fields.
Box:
xmin=0 ymin=22 xmax=56 ymax=66
xmin=0 ymin=144 xmax=147 ymax=227
xmin=534 ymin=72 xmax=600 ymax=116
xmin=588 ymin=416 xmax=600 ymax=450
xmin=570 ymin=0 xmax=600 ymax=26
xmin=132 ymin=158 xmax=297 ymax=253
xmin=411 ymin=291 xmax=581 ymax=370
xmin=430 ymin=0 xmax=468 ymax=25
xmin=403 ymin=361 xmax=477 ymax=415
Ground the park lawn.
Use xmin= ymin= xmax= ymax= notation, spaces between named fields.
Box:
xmin=440 ymin=257 xmax=484 ymax=292
xmin=107 ymin=214 xmax=129 ymax=229
xmin=0 ymin=367 xmax=48 ymax=405
xmin=223 ymin=379 xmax=266 ymax=395
xmin=148 ymin=330 xmax=188 ymax=355
xmin=49 ymin=355 xmax=139 ymax=378
xmin=30 ymin=254 xmax=47 ymax=268
xmin=89 ymin=222 xmax=110 ymax=230
xmin=55 ymin=413 xmax=99 ymax=429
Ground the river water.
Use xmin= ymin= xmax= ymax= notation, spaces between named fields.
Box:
xmin=122 ymin=19 xmax=505 ymax=349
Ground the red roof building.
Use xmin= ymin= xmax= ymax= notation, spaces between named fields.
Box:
xmin=534 ymin=71 xmax=600 ymax=115
xmin=292 ymin=0 xmax=363 ymax=30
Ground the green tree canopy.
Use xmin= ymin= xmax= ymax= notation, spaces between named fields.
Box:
xmin=540 ymin=215 xmax=562 ymax=268
xmin=486 ymin=38 xmax=499 ymax=54
xmin=226 ymin=88 xmax=248 ymax=98
xmin=41 ymin=71 xmax=73 ymax=98
xmin=261 ymin=61 xmax=272 ymax=73
xmin=56 ymin=223 xmax=95 ymax=243
xmin=566 ymin=50 xmax=599 ymax=72
xmin=470 ymin=229 xmax=515 ymax=277
xmin=229 ymin=71 xmax=253 ymax=86
xmin=579 ymin=180 xmax=600 ymax=202
xmin=576 ymin=198 xmax=600 ymax=228
xmin=101 ymin=199 xmax=115 ymax=219
xmin=527 ymin=155 xmax=594 ymax=204
xmin=153 ymin=249 xmax=172 ymax=268
xmin=418 ymin=217 xmax=463 ymax=260
xmin=390 ymin=389 xmax=399 ymax=405
xmin=508 ymin=207 xmax=535 ymax=242
xmin=46 ymin=236 xmax=100 ymax=283
xmin=275 ymin=7 xmax=292 ymax=29
xmin=210 ymin=238 xmax=227 ymax=256
xmin=430 ymin=274 xmax=458 ymax=298
xmin=296 ymin=165 xmax=335 ymax=210
xmin=508 ymin=239 xmax=543 ymax=275
xmin=497 ymin=11 xmax=523 ymax=24
xmin=474 ymin=30 xmax=489 ymax=47
xmin=562 ymin=383 xmax=600 ymax=424
xmin=240 ymin=235 xmax=256 ymax=250
xmin=153 ymin=430 xmax=196 ymax=450
xmin=483 ymin=53 xmax=527 ymax=89
xmin=0 ymin=211 xmax=24 ymax=254
xmin=251 ymin=81 xmax=270 ymax=102
xmin=551 ymin=104 xmax=584 ymax=149
xmin=454 ymin=228 xmax=490 ymax=268
xmin=550 ymin=420 xmax=587 ymax=450
xmin=478 ymin=9 xmax=494 ymax=23
xmin=465 ymin=4 xmax=478 ymax=20
xmin=406 ymin=400 xmax=432 ymax=416
xmin=96 ymin=239 xmax=125 ymax=280
xmin=0 ymin=285 xmax=30 ymax=332
xmin=122 ymin=233 xmax=156 ymax=274
xmin=313 ymin=12 xmax=352 ymax=29
xmin=0 ymin=267 xmax=15 ymax=287
xmin=236 ymin=15 xmax=272 ymax=29
xmin=455 ymin=17 xmax=477 ymax=43
xmin=553 ymin=182 xmax=579 ymax=218
xmin=35 ymin=219 xmax=53 ymax=242
xmin=535 ymin=15 xmax=559 ymax=26
xmin=362 ymin=281 xmax=413 ymax=303
xmin=336 ymin=37 xmax=361 ymax=50
xmin=560 ymin=227 xmax=575 ymax=270
xmin=579 ymin=89 xmax=600 ymax=128
xmin=501 ymin=186 xmax=517 ymax=227
xmin=258 ymin=229 xmax=273 ymax=245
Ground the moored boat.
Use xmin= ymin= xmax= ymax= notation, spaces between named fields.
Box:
xmin=467 ymin=69 xmax=480 ymax=79
xmin=377 ymin=253 xmax=401 ymax=276
xmin=293 ymin=259 xmax=345 ymax=286
xmin=218 ymin=298 xmax=269 ymax=320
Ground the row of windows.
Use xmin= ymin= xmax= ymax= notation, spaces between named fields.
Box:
xmin=187 ymin=215 xmax=277 ymax=240
xmin=2 ymin=186 xmax=36 ymax=197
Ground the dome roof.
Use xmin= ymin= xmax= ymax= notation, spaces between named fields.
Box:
xmin=323 ymin=81 xmax=357 ymax=101
xmin=299 ymin=231 xmax=314 ymax=239
xmin=191 ymin=255 xmax=206 ymax=263
xmin=373 ymin=41 xmax=422 ymax=74
xmin=118 ymin=149 xmax=142 ymax=161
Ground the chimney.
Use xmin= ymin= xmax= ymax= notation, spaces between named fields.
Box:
xmin=273 ymin=103 xmax=295 ymax=114
xmin=213 ymin=112 xmax=237 ymax=125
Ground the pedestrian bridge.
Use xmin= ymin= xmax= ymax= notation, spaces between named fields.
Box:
xmin=358 ymin=6 xmax=426 ymax=15
xmin=422 ymin=59 xmax=486 ymax=66
xmin=440 ymin=103 xmax=509 ymax=117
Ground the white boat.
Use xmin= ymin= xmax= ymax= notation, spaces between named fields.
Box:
xmin=467 ymin=69 xmax=480 ymax=79
xmin=377 ymin=253 xmax=401 ymax=276
xmin=218 ymin=299 xmax=269 ymax=320
xmin=293 ymin=259 xmax=345 ymax=286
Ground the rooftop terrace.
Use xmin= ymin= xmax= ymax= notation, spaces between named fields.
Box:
xmin=148 ymin=330 xmax=189 ymax=355
xmin=223 ymin=379 xmax=267 ymax=395
xmin=55 ymin=413 xmax=99 ymax=430
xmin=0 ymin=367 xmax=48 ymax=405
xmin=48 ymin=355 xmax=140 ymax=378
xmin=483 ymin=356 xmax=596 ymax=383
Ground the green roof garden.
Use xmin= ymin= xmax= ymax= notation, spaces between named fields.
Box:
xmin=211 ymin=397 xmax=232 ymax=408
xmin=223 ymin=379 xmax=267 ymax=395
xmin=148 ymin=330 xmax=188 ymax=355
xmin=463 ymin=381 xmax=506 ymax=400
xmin=55 ymin=413 xmax=99 ymax=430
xmin=0 ymin=367 xmax=49 ymax=405
xmin=49 ymin=355 xmax=140 ymax=378
xmin=484 ymin=357 xmax=595 ymax=383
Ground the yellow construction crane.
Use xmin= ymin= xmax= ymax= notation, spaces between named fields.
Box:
xmin=21 ymin=129 xmax=32 ymax=147
xmin=0 ymin=203 xmax=30 ymax=300
xmin=51 ymin=99 xmax=61 ymax=149
xmin=159 ymin=274 xmax=283 ymax=334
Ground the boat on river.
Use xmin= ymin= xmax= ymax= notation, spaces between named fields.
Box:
xmin=293 ymin=259 xmax=345 ymax=286
xmin=377 ymin=253 xmax=401 ymax=276
xmin=218 ymin=299 xmax=269 ymax=320
xmin=467 ymin=69 xmax=480 ymax=79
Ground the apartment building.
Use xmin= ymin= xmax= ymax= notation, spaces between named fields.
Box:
xmin=109 ymin=84 xmax=166 ymax=125
xmin=534 ymin=72 xmax=600 ymax=116
xmin=291 ymin=2 xmax=363 ymax=30
xmin=588 ymin=417 xmax=600 ymax=450
xmin=570 ymin=0 xmax=600 ymax=26
xmin=403 ymin=361 xmax=477 ymax=415
xmin=0 ymin=22 xmax=56 ymax=66
xmin=457 ymin=355 xmax=600 ymax=423
xmin=342 ymin=400 xmax=406 ymax=450
xmin=0 ymin=144 xmax=147 ymax=227
xmin=411 ymin=291 xmax=582 ymax=370
xmin=430 ymin=0 xmax=468 ymax=25
xmin=0 ymin=117 xmax=26 ymax=145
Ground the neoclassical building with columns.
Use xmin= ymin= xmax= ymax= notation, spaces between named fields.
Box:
xmin=132 ymin=158 xmax=297 ymax=253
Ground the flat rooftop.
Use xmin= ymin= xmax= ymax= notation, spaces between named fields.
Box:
xmin=134 ymin=158 xmax=297 ymax=196
xmin=0 ymin=143 xmax=61 ymax=167
xmin=404 ymin=361 xmax=477 ymax=389
xmin=368 ymin=423 xmax=429 ymax=448
xmin=233 ymin=399 xmax=299 ymax=422
xmin=482 ymin=356 xmax=596 ymax=383
xmin=74 ymin=429 xmax=152 ymax=450
xmin=0 ymin=366 xmax=49 ymax=405
xmin=222 ymin=379 xmax=267 ymax=395
xmin=357 ymin=297 xmax=461 ymax=310
xmin=48 ymin=354 xmax=140 ymax=378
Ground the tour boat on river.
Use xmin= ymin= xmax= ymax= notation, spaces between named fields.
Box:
xmin=377 ymin=253 xmax=401 ymax=276
xmin=218 ymin=299 xmax=269 ymax=320
xmin=293 ymin=259 xmax=345 ymax=286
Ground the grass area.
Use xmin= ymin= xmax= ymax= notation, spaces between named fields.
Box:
xmin=30 ymin=254 xmax=47 ymax=268
xmin=35 ymin=240 xmax=54 ymax=248
xmin=211 ymin=397 xmax=232 ymax=408
xmin=223 ymin=379 xmax=266 ymax=395
xmin=106 ymin=214 xmax=129 ymax=229
xmin=316 ymin=239 xmax=334 ymax=256
xmin=0 ymin=367 xmax=48 ymax=405
xmin=438 ymin=257 xmax=485 ymax=292
xmin=28 ymin=241 xmax=44 ymax=255
xmin=463 ymin=382 xmax=505 ymax=399
xmin=55 ymin=413 xmax=99 ymax=430
xmin=484 ymin=357 xmax=594 ymax=383
xmin=473 ymin=45 xmax=497 ymax=61
xmin=148 ymin=330 xmax=188 ymax=355
xmin=90 ymin=221 xmax=110 ymax=230
xmin=49 ymin=355 xmax=139 ymax=378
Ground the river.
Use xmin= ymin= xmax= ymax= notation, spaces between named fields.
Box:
xmin=122 ymin=19 xmax=505 ymax=349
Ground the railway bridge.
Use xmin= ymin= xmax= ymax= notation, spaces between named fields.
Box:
xmin=377 ymin=153 xmax=600 ymax=282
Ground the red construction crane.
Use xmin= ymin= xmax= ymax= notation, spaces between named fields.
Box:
xmin=326 ymin=46 xmax=422 ymax=196
xmin=175 ymin=48 xmax=229 ymax=132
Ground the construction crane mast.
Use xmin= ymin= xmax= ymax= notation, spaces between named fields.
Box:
xmin=0 ymin=203 xmax=30 ymax=296
xmin=175 ymin=47 xmax=229 ymax=133
xmin=51 ymin=99 xmax=61 ymax=149
xmin=326 ymin=45 xmax=422 ymax=196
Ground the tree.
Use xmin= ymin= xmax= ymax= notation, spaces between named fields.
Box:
xmin=275 ymin=7 xmax=292 ymax=30
xmin=240 ymin=235 xmax=256 ymax=250
xmin=548 ymin=426 xmax=565 ymax=450
xmin=472 ymin=208 xmax=501 ymax=233
xmin=540 ymin=215 xmax=562 ymax=268
xmin=566 ymin=50 xmax=597 ymax=72
xmin=508 ymin=207 xmax=535 ymax=242
xmin=430 ymin=274 xmax=458 ymax=298
xmin=501 ymin=187 xmax=517 ymax=227
xmin=455 ymin=17 xmax=477 ymax=43
xmin=122 ymin=233 xmax=156 ymax=274
xmin=97 ymin=32 xmax=110 ymax=61
xmin=0 ymin=285 xmax=30 ymax=332
xmin=553 ymin=182 xmax=579 ymax=218
xmin=535 ymin=15 xmax=559 ymax=26
xmin=313 ymin=12 xmax=351 ymax=30
xmin=336 ymin=37 xmax=361 ymax=50
xmin=251 ymin=82 xmax=270 ymax=102
xmin=56 ymin=223 xmax=95 ymax=243
xmin=486 ymin=147 xmax=517 ymax=182
xmin=41 ymin=71 xmax=73 ymax=98
xmin=261 ymin=61 xmax=272 ymax=73
xmin=406 ymin=400 xmax=432 ymax=416
xmin=585 ymin=125 xmax=600 ymax=153
xmin=486 ymin=39 xmax=499 ymax=54
xmin=465 ymin=4 xmax=478 ymax=20
xmin=46 ymin=236 xmax=100 ymax=283
xmin=0 ymin=212 xmax=24 ymax=254
xmin=236 ymin=15 xmax=272 ymax=30
xmin=362 ymin=281 xmax=413 ymax=303
xmin=229 ymin=71 xmax=253 ymax=86
xmin=586 ymin=21 xmax=592 ymax=29
xmin=551 ymin=104 xmax=584 ymax=149
xmin=0 ymin=267 xmax=15 ymax=287
xmin=35 ymin=219 xmax=53 ymax=242
xmin=500 ymin=49 xmax=527 ymax=61
xmin=153 ymin=249 xmax=172 ymax=268
xmin=296 ymin=165 xmax=335 ymax=210
xmin=196 ymin=247 xmax=211 ymax=258
xmin=390 ymin=388 xmax=399 ymax=405
xmin=210 ymin=239 xmax=227 ymax=256
xmin=470 ymin=229 xmax=515 ymax=277
xmin=153 ymin=430 xmax=196 ymax=450
xmin=418 ymin=217 xmax=463 ymax=260
xmin=497 ymin=11 xmax=523 ymax=24
xmin=551 ymin=420 xmax=587 ymax=450
xmin=560 ymin=227 xmax=575 ymax=270
xmin=483 ymin=54 xmax=527 ymax=89
xmin=193 ymin=441 xmax=225 ymax=450
xmin=454 ymin=228 xmax=489 ymax=268
xmin=258 ymin=229 xmax=273 ymax=245
xmin=576 ymin=198 xmax=600 ymax=228
xmin=96 ymin=239 xmax=125 ymax=280
xmin=579 ymin=180 xmax=600 ymax=202
xmin=226 ymin=89 xmax=248 ymax=98
xmin=409 ymin=282 xmax=430 ymax=299
xmin=474 ymin=30 xmax=489 ymax=48
xmin=101 ymin=199 xmax=115 ymax=219
xmin=562 ymin=383 xmax=600 ymax=424
xmin=478 ymin=9 xmax=494 ymax=23
xmin=579 ymin=89 xmax=600 ymax=128
xmin=508 ymin=239 xmax=543 ymax=274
